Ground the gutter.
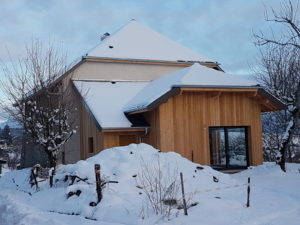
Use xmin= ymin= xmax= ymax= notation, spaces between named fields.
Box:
xmin=139 ymin=127 xmax=149 ymax=143
xmin=101 ymin=126 xmax=150 ymax=130
xmin=172 ymin=85 xmax=264 ymax=89
xmin=82 ymin=56 xmax=220 ymax=66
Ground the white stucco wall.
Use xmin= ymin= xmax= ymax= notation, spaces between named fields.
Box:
xmin=72 ymin=61 xmax=188 ymax=81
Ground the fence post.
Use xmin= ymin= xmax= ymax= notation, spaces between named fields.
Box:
xmin=95 ymin=164 xmax=102 ymax=203
xmin=180 ymin=172 xmax=188 ymax=215
xmin=49 ymin=168 xmax=55 ymax=187
xmin=246 ymin=177 xmax=250 ymax=207
xmin=30 ymin=167 xmax=39 ymax=189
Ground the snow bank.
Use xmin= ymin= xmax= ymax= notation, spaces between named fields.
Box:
xmin=2 ymin=144 xmax=299 ymax=225
xmin=0 ymin=144 xmax=239 ymax=224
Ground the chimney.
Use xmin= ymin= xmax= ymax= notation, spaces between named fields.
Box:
xmin=101 ymin=32 xmax=110 ymax=41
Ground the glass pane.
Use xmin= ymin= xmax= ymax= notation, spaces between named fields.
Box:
xmin=227 ymin=128 xmax=247 ymax=166
xmin=210 ymin=128 xmax=226 ymax=168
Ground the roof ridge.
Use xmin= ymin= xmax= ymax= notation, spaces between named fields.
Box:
xmin=86 ymin=20 xmax=215 ymax=63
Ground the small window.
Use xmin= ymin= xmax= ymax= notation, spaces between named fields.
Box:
xmin=62 ymin=152 xmax=65 ymax=164
xmin=88 ymin=137 xmax=94 ymax=154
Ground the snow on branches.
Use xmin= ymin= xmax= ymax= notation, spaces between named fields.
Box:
xmin=24 ymin=100 xmax=76 ymax=167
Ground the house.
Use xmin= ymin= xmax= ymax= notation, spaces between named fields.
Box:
xmin=22 ymin=20 xmax=286 ymax=170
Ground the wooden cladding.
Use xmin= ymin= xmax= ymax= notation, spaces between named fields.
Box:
xmin=80 ymin=104 xmax=104 ymax=160
xmin=80 ymin=103 xmax=143 ymax=160
xmin=119 ymin=135 xmax=138 ymax=146
xmin=180 ymin=88 xmax=281 ymax=112
xmin=142 ymin=91 xmax=263 ymax=166
xmin=80 ymin=88 xmax=265 ymax=167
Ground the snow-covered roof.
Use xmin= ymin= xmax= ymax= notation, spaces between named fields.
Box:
xmin=73 ymin=81 xmax=149 ymax=129
xmin=87 ymin=20 xmax=215 ymax=63
xmin=73 ymin=64 xmax=271 ymax=128
xmin=123 ymin=63 xmax=261 ymax=113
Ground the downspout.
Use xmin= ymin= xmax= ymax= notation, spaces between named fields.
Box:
xmin=139 ymin=127 xmax=149 ymax=143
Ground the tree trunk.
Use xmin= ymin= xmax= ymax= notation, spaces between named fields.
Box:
xmin=45 ymin=148 xmax=57 ymax=169
xmin=278 ymin=85 xmax=300 ymax=172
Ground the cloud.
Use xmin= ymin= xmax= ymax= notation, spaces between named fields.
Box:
xmin=0 ymin=0 xmax=295 ymax=81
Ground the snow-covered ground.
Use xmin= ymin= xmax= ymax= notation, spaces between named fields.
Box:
xmin=0 ymin=165 xmax=10 ymax=177
xmin=0 ymin=144 xmax=299 ymax=225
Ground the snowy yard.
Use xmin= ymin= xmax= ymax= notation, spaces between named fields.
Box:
xmin=0 ymin=166 xmax=10 ymax=177
xmin=0 ymin=144 xmax=299 ymax=225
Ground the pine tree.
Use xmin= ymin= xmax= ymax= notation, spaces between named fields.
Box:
xmin=2 ymin=125 xmax=12 ymax=145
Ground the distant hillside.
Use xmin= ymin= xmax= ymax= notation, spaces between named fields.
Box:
xmin=0 ymin=120 xmax=24 ymax=138
xmin=0 ymin=120 xmax=22 ymax=129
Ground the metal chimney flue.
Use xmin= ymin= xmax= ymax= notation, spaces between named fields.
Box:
xmin=101 ymin=32 xmax=110 ymax=41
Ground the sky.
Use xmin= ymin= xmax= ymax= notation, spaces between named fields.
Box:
xmin=0 ymin=0 xmax=298 ymax=108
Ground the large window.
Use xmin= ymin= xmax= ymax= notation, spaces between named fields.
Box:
xmin=209 ymin=127 xmax=248 ymax=169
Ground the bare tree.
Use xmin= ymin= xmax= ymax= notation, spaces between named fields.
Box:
xmin=261 ymin=111 xmax=286 ymax=162
xmin=0 ymin=39 xmax=78 ymax=170
xmin=136 ymin=155 xmax=180 ymax=219
xmin=254 ymin=1 xmax=300 ymax=48
xmin=253 ymin=0 xmax=300 ymax=172
xmin=7 ymin=149 xmax=21 ymax=170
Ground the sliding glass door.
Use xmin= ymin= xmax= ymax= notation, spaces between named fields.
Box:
xmin=209 ymin=127 xmax=248 ymax=169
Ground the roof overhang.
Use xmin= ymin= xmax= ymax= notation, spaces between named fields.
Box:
xmin=126 ymin=87 xmax=181 ymax=115
xmin=257 ymin=89 xmax=287 ymax=111
xmin=126 ymin=86 xmax=286 ymax=114
xmin=81 ymin=97 xmax=150 ymax=132
xmin=82 ymin=56 xmax=223 ymax=71
xmin=178 ymin=86 xmax=286 ymax=112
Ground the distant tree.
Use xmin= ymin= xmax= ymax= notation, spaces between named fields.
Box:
xmin=2 ymin=125 xmax=12 ymax=145
xmin=253 ymin=0 xmax=300 ymax=172
xmin=0 ymin=127 xmax=2 ymax=139
xmin=7 ymin=150 xmax=21 ymax=170
xmin=0 ymin=39 xmax=80 ymax=170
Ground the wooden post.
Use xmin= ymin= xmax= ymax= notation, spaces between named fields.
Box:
xmin=246 ymin=177 xmax=250 ymax=207
xmin=49 ymin=168 xmax=55 ymax=187
xmin=95 ymin=164 xmax=102 ymax=203
xmin=31 ymin=167 xmax=39 ymax=190
xmin=180 ymin=172 xmax=188 ymax=215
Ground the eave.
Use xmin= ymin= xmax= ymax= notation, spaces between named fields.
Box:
xmin=101 ymin=127 xmax=150 ymax=132
xmin=178 ymin=86 xmax=286 ymax=112
xmin=82 ymin=56 xmax=223 ymax=71
xmin=126 ymin=86 xmax=286 ymax=115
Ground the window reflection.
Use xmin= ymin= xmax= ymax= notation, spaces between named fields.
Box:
xmin=209 ymin=127 xmax=248 ymax=169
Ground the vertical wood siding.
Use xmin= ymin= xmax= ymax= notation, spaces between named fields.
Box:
xmin=80 ymin=90 xmax=263 ymax=166
xmin=80 ymin=104 xmax=144 ymax=159
xmin=79 ymin=104 xmax=104 ymax=159
xmin=143 ymin=91 xmax=263 ymax=166
xmin=103 ymin=131 xmax=143 ymax=149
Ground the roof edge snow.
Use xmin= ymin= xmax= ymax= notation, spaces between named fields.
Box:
xmin=82 ymin=56 xmax=221 ymax=66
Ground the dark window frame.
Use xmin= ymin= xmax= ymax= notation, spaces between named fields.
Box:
xmin=88 ymin=137 xmax=94 ymax=154
xmin=209 ymin=126 xmax=249 ymax=170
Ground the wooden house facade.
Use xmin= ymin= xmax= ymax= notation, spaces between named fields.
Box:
xmin=22 ymin=20 xmax=285 ymax=170
xmin=75 ymin=62 xmax=285 ymax=170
